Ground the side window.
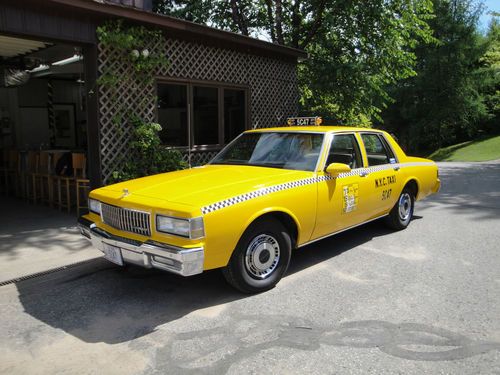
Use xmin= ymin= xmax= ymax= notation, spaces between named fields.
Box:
xmin=361 ymin=133 xmax=395 ymax=166
xmin=326 ymin=134 xmax=362 ymax=169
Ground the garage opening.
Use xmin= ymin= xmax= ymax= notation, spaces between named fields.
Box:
xmin=0 ymin=34 xmax=92 ymax=215
xmin=0 ymin=34 xmax=103 ymax=283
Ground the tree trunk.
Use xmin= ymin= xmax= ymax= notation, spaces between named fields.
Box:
xmin=290 ymin=0 xmax=302 ymax=48
xmin=275 ymin=0 xmax=284 ymax=45
xmin=265 ymin=0 xmax=276 ymax=43
xmin=229 ymin=0 xmax=249 ymax=36
xmin=300 ymin=0 xmax=327 ymax=49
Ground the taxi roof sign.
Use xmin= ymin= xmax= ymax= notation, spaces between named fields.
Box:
xmin=287 ymin=116 xmax=322 ymax=126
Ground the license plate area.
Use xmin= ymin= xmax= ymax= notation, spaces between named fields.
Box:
xmin=102 ymin=243 xmax=124 ymax=266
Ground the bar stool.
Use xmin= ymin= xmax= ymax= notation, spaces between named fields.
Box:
xmin=56 ymin=152 xmax=90 ymax=214
xmin=1 ymin=150 xmax=21 ymax=196
xmin=0 ymin=150 xmax=9 ymax=194
xmin=34 ymin=151 xmax=53 ymax=206
xmin=72 ymin=153 xmax=90 ymax=216
xmin=48 ymin=152 xmax=65 ymax=207
xmin=23 ymin=151 xmax=39 ymax=203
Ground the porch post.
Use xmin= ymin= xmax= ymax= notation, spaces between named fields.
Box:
xmin=83 ymin=44 xmax=102 ymax=188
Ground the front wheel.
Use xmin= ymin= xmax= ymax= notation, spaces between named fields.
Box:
xmin=223 ymin=218 xmax=292 ymax=293
xmin=385 ymin=187 xmax=415 ymax=230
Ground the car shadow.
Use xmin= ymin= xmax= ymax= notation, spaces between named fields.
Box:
xmin=15 ymin=219 xmax=392 ymax=344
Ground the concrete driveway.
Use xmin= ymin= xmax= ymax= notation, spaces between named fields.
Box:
xmin=0 ymin=196 xmax=101 ymax=283
xmin=0 ymin=161 xmax=499 ymax=374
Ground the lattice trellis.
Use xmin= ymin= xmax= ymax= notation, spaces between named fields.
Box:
xmin=182 ymin=150 xmax=220 ymax=166
xmin=98 ymin=35 xmax=298 ymax=184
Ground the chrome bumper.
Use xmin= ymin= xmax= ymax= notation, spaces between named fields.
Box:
xmin=78 ymin=217 xmax=204 ymax=276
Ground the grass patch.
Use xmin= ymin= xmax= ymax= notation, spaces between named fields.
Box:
xmin=428 ymin=135 xmax=500 ymax=162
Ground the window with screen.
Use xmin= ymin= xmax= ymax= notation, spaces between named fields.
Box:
xmin=224 ymin=89 xmax=246 ymax=143
xmin=157 ymin=83 xmax=188 ymax=146
xmin=193 ymin=86 xmax=219 ymax=145
xmin=361 ymin=133 xmax=395 ymax=166
xmin=157 ymin=82 xmax=247 ymax=148
xmin=326 ymin=134 xmax=362 ymax=169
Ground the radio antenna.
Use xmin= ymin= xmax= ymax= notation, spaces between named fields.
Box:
xmin=187 ymin=103 xmax=192 ymax=168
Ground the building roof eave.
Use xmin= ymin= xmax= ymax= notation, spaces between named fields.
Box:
xmin=48 ymin=0 xmax=308 ymax=60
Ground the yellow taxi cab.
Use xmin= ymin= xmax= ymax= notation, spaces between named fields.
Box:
xmin=78 ymin=117 xmax=440 ymax=293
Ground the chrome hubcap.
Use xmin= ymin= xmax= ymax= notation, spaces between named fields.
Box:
xmin=245 ymin=234 xmax=280 ymax=279
xmin=398 ymin=193 xmax=412 ymax=222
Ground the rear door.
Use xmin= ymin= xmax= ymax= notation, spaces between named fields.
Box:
xmin=358 ymin=132 xmax=402 ymax=218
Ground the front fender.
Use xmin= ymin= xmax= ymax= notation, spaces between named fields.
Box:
xmin=242 ymin=206 xmax=304 ymax=244
xmin=201 ymin=186 xmax=317 ymax=270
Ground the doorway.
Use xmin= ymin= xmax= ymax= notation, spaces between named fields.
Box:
xmin=0 ymin=34 xmax=92 ymax=215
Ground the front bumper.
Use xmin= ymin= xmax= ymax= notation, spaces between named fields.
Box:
xmin=78 ymin=217 xmax=204 ymax=276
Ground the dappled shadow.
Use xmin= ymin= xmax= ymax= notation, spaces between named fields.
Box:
xmin=0 ymin=195 xmax=89 ymax=260
xmin=0 ymin=195 xmax=79 ymax=232
xmin=16 ymin=218 xmax=392 ymax=345
xmin=418 ymin=161 xmax=500 ymax=221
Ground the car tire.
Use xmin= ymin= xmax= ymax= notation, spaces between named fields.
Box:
xmin=385 ymin=186 xmax=415 ymax=230
xmin=222 ymin=218 xmax=292 ymax=294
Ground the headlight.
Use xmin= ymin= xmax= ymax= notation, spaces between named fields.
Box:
xmin=156 ymin=215 xmax=204 ymax=239
xmin=88 ymin=198 xmax=101 ymax=215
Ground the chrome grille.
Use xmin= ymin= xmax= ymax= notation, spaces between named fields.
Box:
xmin=101 ymin=203 xmax=151 ymax=236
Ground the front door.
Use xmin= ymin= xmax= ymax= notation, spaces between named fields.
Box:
xmin=312 ymin=133 xmax=372 ymax=239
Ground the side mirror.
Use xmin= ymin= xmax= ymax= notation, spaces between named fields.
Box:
xmin=325 ymin=162 xmax=351 ymax=176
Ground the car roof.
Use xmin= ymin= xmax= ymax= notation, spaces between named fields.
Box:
xmin=246 ymin=126 xmax=383 ymax=133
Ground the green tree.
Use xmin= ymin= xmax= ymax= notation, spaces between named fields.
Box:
xmin=153 ymin=0 xmax=435 ymax=124
xmin=380 ymin=0 xmax=491 ymax=152
xmin=479 ymin=15 xmax=500 ymax=132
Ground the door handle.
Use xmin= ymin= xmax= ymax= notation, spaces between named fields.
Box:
xmin=393 ymin=166 xmax=400 ymax=171
xmin=360 ymin=171 xmax=369 ymax=177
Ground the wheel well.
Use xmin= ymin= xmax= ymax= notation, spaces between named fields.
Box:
xmin=404 ymin=179 xmax=419 ymax=199
xmin=251 ymin=212 xmax=299 ymax=248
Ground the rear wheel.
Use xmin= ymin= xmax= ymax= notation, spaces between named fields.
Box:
xmin=385 ymin=187 xmax=415 ymax=230
xmin=223 ymin=218 xmax=292 ymax=293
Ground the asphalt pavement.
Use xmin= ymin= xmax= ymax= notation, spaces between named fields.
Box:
xmin=0 ymin=161 xmax=499 ymax=374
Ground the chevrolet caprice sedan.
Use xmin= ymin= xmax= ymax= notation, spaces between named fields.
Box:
xmin=79 ymin=122 xmax=440 ymax=293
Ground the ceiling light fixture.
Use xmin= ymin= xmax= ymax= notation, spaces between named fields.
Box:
xmin=52 ymin=54 xmax=83 ymax=66
xmin=29 ymin=64 xmax=50 ymax=73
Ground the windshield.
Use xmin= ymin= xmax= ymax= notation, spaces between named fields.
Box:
xmin=211 ymin=132 xmax=325 ymax=171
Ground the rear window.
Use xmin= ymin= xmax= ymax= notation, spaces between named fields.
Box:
xmin=361 ymin=133 xmax=396 ymax=166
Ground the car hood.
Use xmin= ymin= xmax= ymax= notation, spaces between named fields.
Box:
xmin=94 ymin=165 xmax=313 ymax=210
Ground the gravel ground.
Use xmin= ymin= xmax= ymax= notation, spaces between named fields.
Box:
xmin=0 ymin=161 xmax=499 ymax=374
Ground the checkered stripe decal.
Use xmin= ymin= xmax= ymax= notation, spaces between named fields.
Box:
xmin=201 ymin=177 xmax=317 ymax=214
xmin=200 ymin=162 xmax=435 ymax=214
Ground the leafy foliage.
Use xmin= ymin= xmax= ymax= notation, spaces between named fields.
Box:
xmin=153 ymin=0 xmax=435 ymax=124
xmin=111 ymin=119 xmax=187 ymax=183
xmin=97 ymin=20 xmax=186 ymax=183
xmin=478 ymin=16 xmax=500 ymax=133
xmin=97 ymin=20 xmax=169 ymax=85
xmin=153 ymin=1 xmax=499 ymax=153
xmin=299 ymin=0 xmax=435 ymax=124
xmin=380 ymin=0 xmax=495 ymax=152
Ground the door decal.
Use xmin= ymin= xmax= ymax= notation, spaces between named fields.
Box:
xmin=342 ymin=184 xmax=359 ymax=214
